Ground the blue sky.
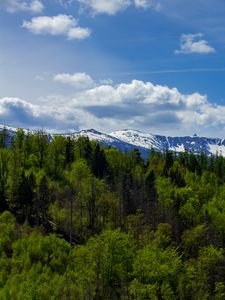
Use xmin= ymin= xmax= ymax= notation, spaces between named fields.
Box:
xmin=1 ymin=0 xmax=225 ymax=137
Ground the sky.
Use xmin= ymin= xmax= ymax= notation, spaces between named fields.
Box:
xmin=1 ymin=0 xmax=225 ymax=137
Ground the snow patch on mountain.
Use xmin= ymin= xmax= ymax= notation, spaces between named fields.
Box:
xmin=73 ymin=129 xmax=115 ymax=144
xmin=207 ymin=144 xmax=225 ymax=157
xmin=110 ymin=129 xmax=161 ymax=149
xmin=169 ymin=144 xmax=186 ymax=152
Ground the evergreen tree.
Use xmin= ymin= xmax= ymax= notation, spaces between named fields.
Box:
xmin=91 ymin=143 xmax=107 ymax=178
xmin=0 ymin=149 xmax=9 ymax=212
xmin=0 ymin=127 xmax=8 ymax=149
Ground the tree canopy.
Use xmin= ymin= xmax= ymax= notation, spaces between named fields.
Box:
xmin=1 ymin=129 xmax=225 ymax=298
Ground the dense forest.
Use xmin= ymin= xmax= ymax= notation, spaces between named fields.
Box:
xmin=1 ymin=128 xmax=225 ymax=299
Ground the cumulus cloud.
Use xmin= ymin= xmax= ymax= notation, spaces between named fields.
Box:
xmin=175 ymin=33 xmax=215 ymax=54
xmin=77 ymin=0 xmax=131 ymax=15
xmin=57 ymin=79 xmax=225 ymax=136
xmin=0 ymin=97 xmax=44 ymax=128
xmin=0 ymin=97 xmax=93 ymax=132
xmin=54 ymin=73 xmax=95 ymax=89
xmin=65 ymin=81 xmax=209 ymax=135
xmin=0 ymin=0 xmax=44 ymax=13
xmin=76 ymin=0 xmax=160 ymax=15
xmin=72 ymin=80 xmax=191 ymax=107
xmin=2 ymin=77 xmax=225 ymax=136
xmin=22 ymin=15 xmax=91 ymax=40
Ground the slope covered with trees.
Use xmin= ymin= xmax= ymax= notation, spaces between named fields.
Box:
xmin=1 ymin=129 xmax=225 ymax=299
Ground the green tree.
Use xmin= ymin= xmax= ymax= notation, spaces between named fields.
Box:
xmin=74 ymin=136 xmax=92 ymax=163
xmin=178 ymin=245 xmax=224 ymax=299
xmin=130 ymin=243 xmax=181 ymax=299
xmin=0 ymin=149 xmax=10 ymax=212
xmin=0 ymin=127 xmax=8 ymax=149
xmin=46 ymin=136 xmax=67 ymax=180
xmin=91 ymin=143 xmax=107 ymax=178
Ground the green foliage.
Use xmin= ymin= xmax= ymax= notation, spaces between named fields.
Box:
xmin=0 ymin=231 xmax=70 ymax=300
xmin=182 ymin=224 xmax=207 ymax=258
xmin=0 ymin=127 xmax=8 ymax=149
xmin=1 ymin=130 xmax=225 ymax=298
xmin=0 ymin=211 xmax=16 ymax=256
xmin=130 ymin=243 xmax=181 ymax=299
xmin=154 ymin=223 xmax=173 ymax=248
xmin=156 ymin=177 xmax=174 ymax=208
xmin=46 ymin=136 xmax=67 ymax=180
xmin=0 ymin=149 xmax=10 ymax=211
xmin=204 ymin=185 xmax=225 ymax=243
xmin=178 ymin=245 xmax=225 ymax=299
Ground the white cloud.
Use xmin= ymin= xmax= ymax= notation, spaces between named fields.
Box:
xmin=71 ymin=80 xmax=187 ymax=107
xmin=67 ymin=26 xmax=91 ymax=40
xmin=54 ymin=72 xmax=95 ymax=89
xmin=135 ymin=0 xmax=147 ymax=7
xmin=0 ymin=97 xmax=93 ymax=132
xmin=77 ymin=0 xmax=131 ymax=15
xmin=134 ymin=0 xmax=161 ymax=10
xmin=22 ymin=15 xmax=91 ymax=40
xmin=76 ymin=0 xmax=160 ymax=15
xmin=0 ymin=0 xmax=44 ymax=13
xmin=2 ymin=77 xmax=225 ymax=137
xmin=175 ymin=33 xmax=215 ymax=54
xmin=67 ymin=79 xmax=225 ymax=136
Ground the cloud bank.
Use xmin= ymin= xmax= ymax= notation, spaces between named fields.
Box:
xmin=22 ymin=15 xmax=91 ymax=40
xmin=2 ymin=74 xmax=225 ymax=137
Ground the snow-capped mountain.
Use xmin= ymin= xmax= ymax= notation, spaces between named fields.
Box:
xmin=1 ymin=125 xmax=225 ymax=158
xmin=72 ymin=129 xmax=225 ymax=158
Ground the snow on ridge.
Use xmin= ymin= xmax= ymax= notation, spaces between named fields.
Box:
xmin=69 ymin=128 xmax=225 ymax=157
xmin=0 ymin=125 xmax=19 ymax=132
xmin=110 ymin=129 xmax=159 ymax=149
xmin=169 ymin=144 xmax=185 ymax=153
xmin=0 ymin=124 xmax=32 ymax=135
xmin=207 ymin=144 xmax=225 ymax=157
xmin=71 ymin=129 xmax=116 ymax=144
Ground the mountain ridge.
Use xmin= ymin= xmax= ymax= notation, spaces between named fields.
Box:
xmin=1 ymin=125 xmax=225 ymax=158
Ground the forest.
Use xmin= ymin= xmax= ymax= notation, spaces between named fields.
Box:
xmin=1 ymin=128 xmax=225 ymax=299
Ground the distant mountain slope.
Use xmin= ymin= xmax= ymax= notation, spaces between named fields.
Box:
xmin=1 ymin=125 xmax=225 ymax=158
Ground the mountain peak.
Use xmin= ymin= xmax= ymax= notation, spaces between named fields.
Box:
xmin=79 ymin=129 xmax=102 ymax=135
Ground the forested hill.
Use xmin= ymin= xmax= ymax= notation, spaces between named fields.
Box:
xmin=1 ymin=125 xmax=225 ymax=158
xmin=1 ymin=129 xmax=225 ymax=298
